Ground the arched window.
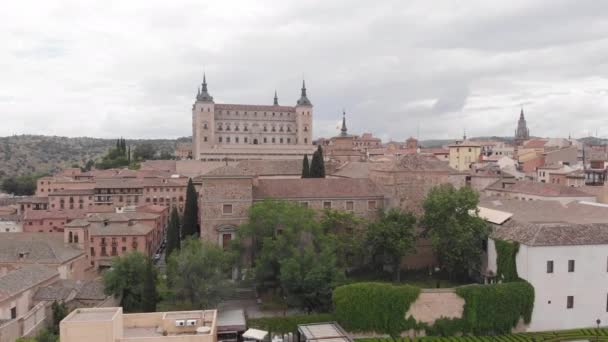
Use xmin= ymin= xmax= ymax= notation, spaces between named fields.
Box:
xmin=74 ymin=233 xmax=79 ymax=243
xmin=68 ymin=231 xmax=73 ymax=243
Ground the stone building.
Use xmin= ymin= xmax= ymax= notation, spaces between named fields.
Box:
xmin=514 ymin=108 xmax=530 ymax=145
xmin=191 ymin=75 xmax=315 ymax=161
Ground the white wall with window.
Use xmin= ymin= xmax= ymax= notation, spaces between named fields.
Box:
xmin=487 ymin=239 xmax=608 ymax=331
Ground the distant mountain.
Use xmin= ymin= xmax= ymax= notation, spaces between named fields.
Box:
xmin=0 ymin=135 xmax=189 ymax=179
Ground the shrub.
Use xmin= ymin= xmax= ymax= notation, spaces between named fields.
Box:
xmin=247 ymin=314 xmax=334 ymax=334
xmin=333 ymin=282 xmax=420 ymax=337
xmin=495 ymin=240 xmax=519 ymax=282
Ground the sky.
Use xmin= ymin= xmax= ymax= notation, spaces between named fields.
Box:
xmin=1 ymin=0 xmax=608 ymax=141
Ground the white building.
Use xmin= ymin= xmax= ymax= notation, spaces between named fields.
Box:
xmin=481 ymin=199 xmax=608 ymax=331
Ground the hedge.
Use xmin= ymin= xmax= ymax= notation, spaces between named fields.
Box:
xmin=333 ymin=282 xmax=421 ymax=337
xmin=455 ymin=281 xmax=534 ymax=335
xmin=495 ymin=240 xmax=519 ymax=282
xmin=247 ymin=314 xmax=335 ymax=334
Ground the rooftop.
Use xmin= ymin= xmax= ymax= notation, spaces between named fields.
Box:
xmin=298 ymin=322 xmax=352 ymax=342
xmin=0 ymin=265 xmax=58 ymax=301
xmin=87 ymin=222 xmax=155 ymax=236
xmin=492 ymin=220 xmax=608 ymax=246
xmin=372 ymin=154 xmax=453 ymax=172
xmin=0 ymin=233 xmax=84 ymax=264
xmin=64 ymin=307 xmax=120 ymax=322
xmin=216 ymin=103 xmax=296 ymax=112
xmin=486 ymin=180 xmax=594 ymax=197
xmin=254 ymin=178 xmax=384 ymax=199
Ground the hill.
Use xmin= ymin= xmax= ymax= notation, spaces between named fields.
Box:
xmin=0 ymin=135 xmax=188 ymax=179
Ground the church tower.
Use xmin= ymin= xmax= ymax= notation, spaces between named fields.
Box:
xmin=295 ymin=80 xmax=313 ymax=145
xmin=192 ymin=74 xmax=215 ymax=158
xmin=514 ymin=108 xmax=530 ymax=146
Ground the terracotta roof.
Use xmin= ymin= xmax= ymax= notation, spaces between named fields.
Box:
xmin=24 ymin=210 xmax=69 ymax=220
xmin=94 ymin=178 xmax=144 ymax=189
xmin=0 ymin=265 xmax=58 ymax=301
xmin=372 ymin=154 xmax=453 ymax=172
xmin=86 ymin=212 xmax=159 ymax=222
xmin=236 ymin=159 xmax=303 ymax=176
xmin=492 ymin=220 xmax=608 ymax=246
xmin=330 ymin=162 xmax=371 ymax=179
xmin=136 ymin=204 xmax=168 ymax=214
xmin=49 ymin=189 xmax=95 ymax=196
xmin=17 ymin=197 xmax=49 ymax=204
xmin=0 ymin=233 xmax=84 ymax=263
xmin=88 ymin=222 xmax=154 ymax=236
xmin=479 ymin=197 xmax=608 ymax=224
xmin=523 ymin=139 xmax=548 ymax=149
xmin=202 ymin=165 xmax=254 ymax=178
xmin=421 ymin=148 xmax=449 ymax=155
xmin=486 ymin=180 xmax=594 ymax=197
xmin=253 ymin=178 xmax=384 ymax=199
xmin=215 ymin=103 xmax=296 ymax=112
xmin=34 ymin=279 xmax=107 ymax=302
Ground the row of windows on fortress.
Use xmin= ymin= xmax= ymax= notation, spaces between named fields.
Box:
xmin=197 ymin=108 xmax=312 ymax=117
xmin=209 ymin=123 xmax=308 ymax=132
xmin=203 ymin=136 xmax=307 ymax=144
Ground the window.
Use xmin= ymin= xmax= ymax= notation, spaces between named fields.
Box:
xmin=346 ymin=201 xmax=354 ymax=211
xmin=226 ymin=137 xmax=230 ymax=143
xmin=235 ymin=137 xmax=239 ymax=143
xmin=122 ymin=246 xmax=126 ymax=252
xmin=300 ymin=201 xmax=309 ymax=208
xmin=568 ymin=260 xmax=575 ymax=272
xmin=263 ymin=138 xmax=267 ymax=143
xmin=11 ymin=307 xmax=17 ymax=319
xmin=204 ymin=136 xmax=208 ymax=142
xmin=223 ymin=204 xmax=233 ymax=215
xmin=323 ymin=201 xmax=332 ymax=209
xmin=272 ymin=138 xmax=275 ymax=143
xmin=368 ymin=200 xmax=377 ymax=210
xmin=280 ymin=138 xmax=283 ymax=143
xmin=547 ymin=260 xmax=554 ymax=273
xmin=218 ymin=137 xmax=222 ymax=142
xmin=90 ymin=247 xmax=95 ymax=256
xmin=567 ymin=296 xmax=574 ymax=309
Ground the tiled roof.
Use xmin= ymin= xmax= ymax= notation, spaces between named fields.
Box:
xmin=372 ymin=154 xmax=453 ymax=172
xmin=86 ymin=212 xmax=159 ymax=221
xmin=94 ymin=178 xmax=144 ymax=189
xmin=330 ymin=162 xmax=371 ymax=179
xmin=215 ymin=103 xmax=296 ymax=112
xmin=88 ymin=222 xmax=154 ymax=236
xmin=49 ymin=189 xmax=95 ymax=196
xmin=0 ymin=233 xmax=84 ymax=263
xmin=253 ymin=178 xmax=384 ymax=199
xmin=479 ymin=197 xmax=608 ymax=224
xmin=492 ymin=220 xmax=608 ymax=246
xmin=17 ymin=197 xmax=49 ymax=204
xmin=202 ymin=165 xmax=254 ymax=178
xmin=236 ymin=159 xmax=304 ymax=176
xmin=34 ymin=279 xmax=107 ymax=302
xmin=486 ymin=180 xmax=593 ymax=197
xmin=523 ymin=139 xmax=548 ymax=149
xmin=136 ymin=204 xmax=168 ymax=214
xmin=24 ymin=210 xmax=69 ymax=220
xmin=0 ymin=265 xmax=58 ymax=301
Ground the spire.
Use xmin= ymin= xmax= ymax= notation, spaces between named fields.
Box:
xmin=340 ymin=109 xmax=348 ymax=137
xmin=520 ymin=107 xmax=524 ymax=119
xmin=296 ymin=79 xmax=312 ymax=106
xmin=273 ymin=90 xmax=278 ymax=106
xmin=463 ymin=129 xmax=467 ymax=141
xmin=196 ymin=73 xmax=214 ymax=102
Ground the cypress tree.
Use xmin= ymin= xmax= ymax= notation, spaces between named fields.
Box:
xmin=166 ymin=207 xmax=181 ymax=262
xmin=182 ymin=178 xmax=199 ymax=238
xmin=301 ymin=154 xmax=311 ymax=178
xmin=316 ymin=145 xmax=326 ymax=177
xmin=142 ymin=259 xmax=158 ymax=312
xmin=310 ymin=150 xmax=319 ymax=178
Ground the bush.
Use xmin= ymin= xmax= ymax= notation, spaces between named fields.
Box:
xmin=333 ymin=282 xmax=420 ymax=337
xmin=455 ymin=281 xmax=534 ymax=335
xmin=247 ymin=314 xmax=334 ymax=334
xmin=495 ymin=240 xmax=519 ymax=282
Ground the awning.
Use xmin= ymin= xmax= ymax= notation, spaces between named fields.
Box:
xmin=243 ymin=328 xmax=268 ymax=341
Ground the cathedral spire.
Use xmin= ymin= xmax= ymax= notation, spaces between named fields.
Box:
xmin=520 ymin=107 xmax=524 ymax=120
xmin=340 ymin=109 xmax=348 ymax=137
xmin=273 ymin=90 xmax=278 ymax=106
xmin=296 ymin=79 xmax=312 ymax=106
xmin=196 ymin=73 xmax=214 ymax=102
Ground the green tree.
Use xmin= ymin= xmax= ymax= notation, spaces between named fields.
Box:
xmin=181 ymin=179 xmax=199 ymax=238
xmin=366 ymin=209 xmax=417 ymax=282
xmin=50 ymin=301 xmax=68 ymax=334
xmin=103 ymin=252 xmax=149 ymax=312
xmin=0 ymin=173 xmax=45 ymax=195
xmin=142 ymin=259 xmax=158 ymax=312
xmin=321 ymin=209 xmax=366 ymax=270
xmin=133 ymin=143 xmax=156 ymax=161
xmin=166 ymin=207 xmax=181 ymax=262
xmin=309 ymin=146 xmax=326 ymax=178
xmin=280 ymin=238 xmax=344 ymax=313
xmin=301 ymin=154 xmax=311 ymax=178
xmin=421 ymin=184 xmax=490 ymax=280
xmin=167 ymin=238 xmax=232 ymax=309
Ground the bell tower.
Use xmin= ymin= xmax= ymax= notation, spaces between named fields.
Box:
xmin=192 ymin=74 xmax=215 ymax=159
xmin=295 ymin=80 xmax=313 ymax=145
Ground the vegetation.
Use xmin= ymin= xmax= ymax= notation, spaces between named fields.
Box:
xmin=495 ymin=240 xmax=520 ymax=282
xmin=366 ymin=209 xmax=417 ymax=282
xmin=0 ymin=173 xmax=45 ymax=195
xmin=181 ymin=178 xmax=199 ymax=238
xmin=422 ymin=184 xmax=489 ymax=280
xmin=16 ymin=328 xmax=58 ymax=342
xmin=95 ymin=138 xmax=130 ymax=170
xmin=248 ymin=314 xmax=335 ymax=334
xmin=103 ymin=252 xmax=157 ymax=312
xmin=456 ymin=281 xmax=535 ymax=335
xmin=50 ymin=301 xmax=68 ymax=334
xmin=301 ymin=154 xmax=311 ymax=178
xmin=321 ymin=209 xmax=367 ymax=270
xmin=333 ymin=282 xmax=420 ymax=337
xmin=166 ymin=238 xmax=233 ymax=309
xmin=309 ymin=145 xmax=326 ymax=178
xmin=142 ymin=259 xmax=159 ymax=312
xmin=238 ymin=200 xmax=344 ymax=312
xmin=166 ymin=207 xmax=181 ymax=262
xmin=132 ymin=142 xmax=156 ymax=161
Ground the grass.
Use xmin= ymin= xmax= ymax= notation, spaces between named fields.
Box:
xmin=355 ymin=327 xmax=608 ymax=342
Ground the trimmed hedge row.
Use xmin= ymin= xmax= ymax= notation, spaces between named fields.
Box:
xmin=247 ymin=314 xmax=334 ymax=334
xmin=333 ymin=282 xmax=421 ymax=337
xmin=455 ymin=281 xmax=534 ymax=335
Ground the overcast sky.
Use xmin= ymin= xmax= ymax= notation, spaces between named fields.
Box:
xmin=2 ymin=0 xmax=608 ymax=141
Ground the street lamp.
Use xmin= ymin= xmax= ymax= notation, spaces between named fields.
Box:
xmin=596 ymin=319 xmax=601 ymax=342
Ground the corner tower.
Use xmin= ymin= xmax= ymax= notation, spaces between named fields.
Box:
xmin=192 ymin=74 xmax=215 ymax=158
xmin=295 ymin=80 xmax=313 ymax=145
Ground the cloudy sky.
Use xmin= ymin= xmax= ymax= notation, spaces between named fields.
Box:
xmin=1 ymin=0 xmax=607 ymax=141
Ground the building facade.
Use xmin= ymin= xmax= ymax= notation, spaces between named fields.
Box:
xmin=191 ymin=76 xmax=314 ymax=161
